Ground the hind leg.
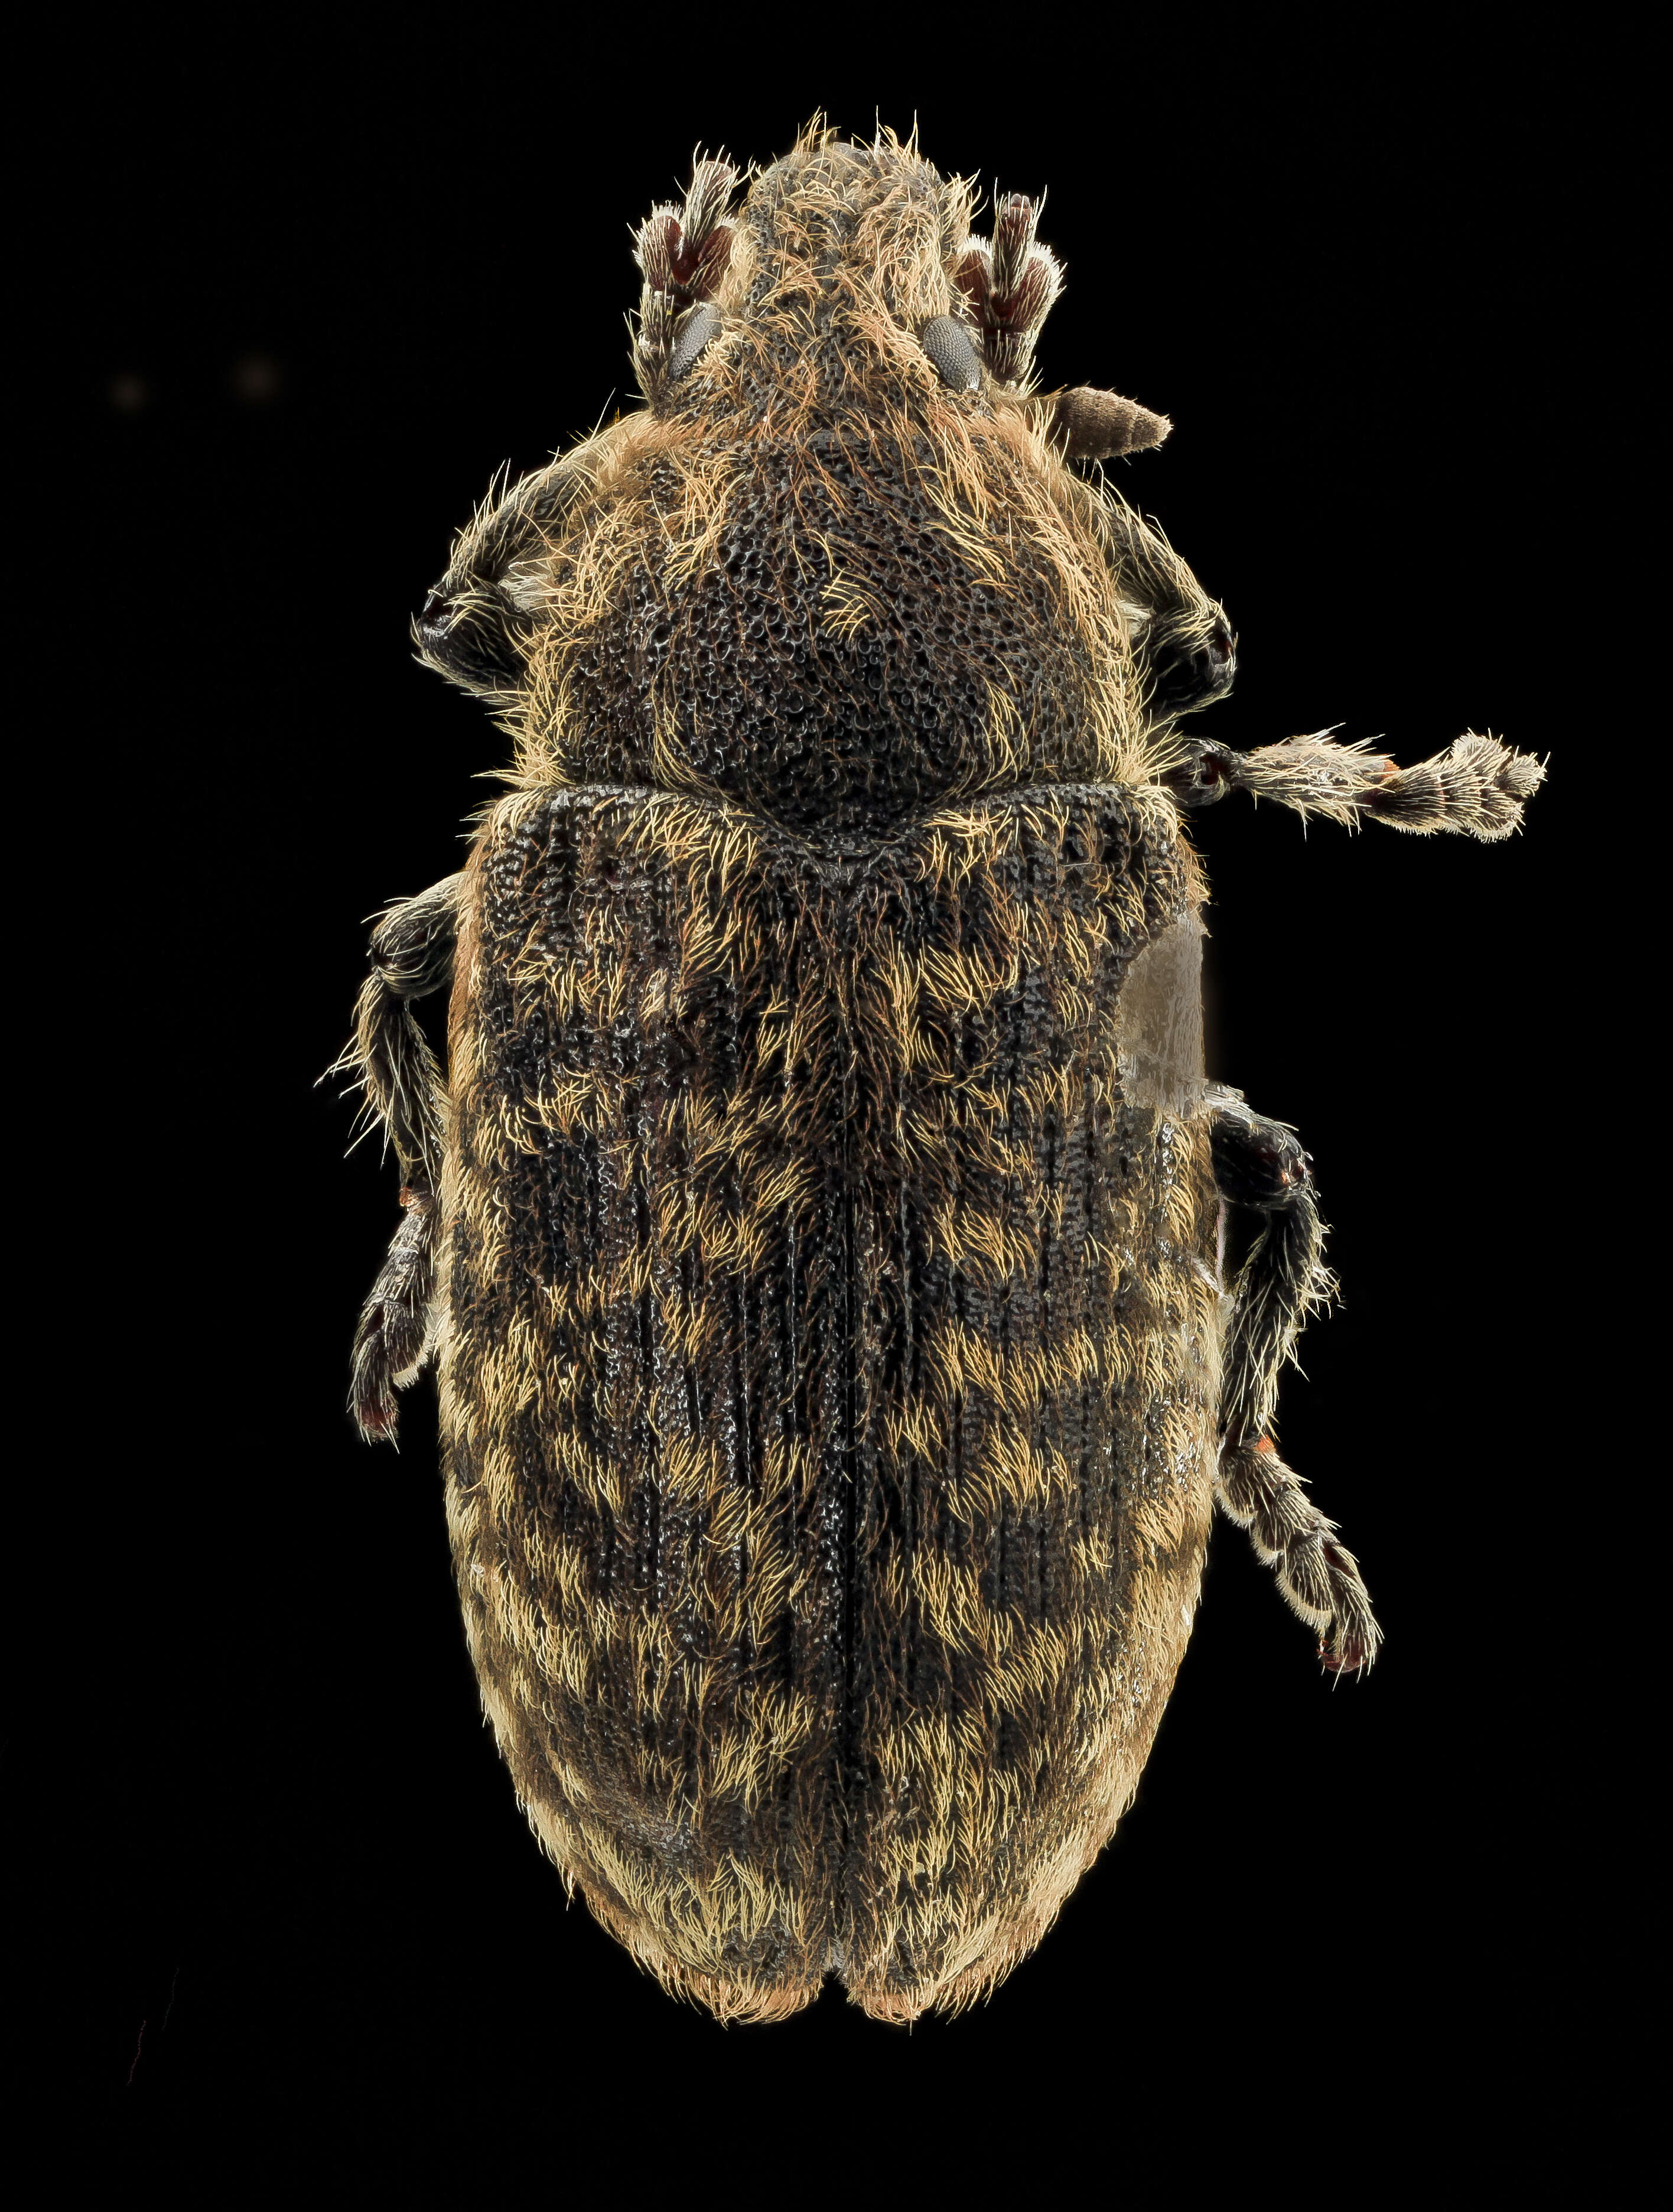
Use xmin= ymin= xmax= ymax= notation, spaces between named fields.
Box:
xmin=330 ymin=873 xmax=462 ymax=1440
xmin=1210 ymin=1091 xmax=1381 ymax=1672
xmin=349 ymin=1184 xmax=438 ymax=1442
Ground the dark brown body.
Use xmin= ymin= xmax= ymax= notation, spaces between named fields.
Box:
xmin=441 ymin=780 xmax=1219 ymax=2019
xmin=345 ymin=127 xmax=1538 ymax=2022
xmin=427 ymin=134 xmax=1228 ymax=2022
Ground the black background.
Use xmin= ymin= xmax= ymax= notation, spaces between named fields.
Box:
xmin=57 ymin=10 xmax=1628 ymax=2183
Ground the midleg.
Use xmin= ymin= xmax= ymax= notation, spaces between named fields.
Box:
xmin=332 ymin=873 xmax=463 ymax=1440
xmin=1168 ymin=730 xmax=1543 ymax=839
xmin=1209 ymin=1090 xmax=1381 ymax=1671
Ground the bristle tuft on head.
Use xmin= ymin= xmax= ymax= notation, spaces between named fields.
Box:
xmin=631 ymin=157 xmax=740 ymax=399
xmin=953 ymin=193 xmax=1063 ymax=386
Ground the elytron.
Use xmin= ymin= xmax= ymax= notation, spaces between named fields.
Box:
xmin=340 ymin=125 xmax=1542 ymax=2021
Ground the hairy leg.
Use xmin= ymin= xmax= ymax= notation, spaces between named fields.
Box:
xmin=1210 ymin=1091 xmax=1381 ymax=1672
xmin=349 ymin=1185 xmax=437 ymax=1441
xmin=331 ymin=873 xmax=462 ymax=1440
xmin=1169 ymin=730 xmax=1543 ymax=840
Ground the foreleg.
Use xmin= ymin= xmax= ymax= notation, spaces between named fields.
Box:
xmin=1169 ymin=730 xmax=1543 ymax=840
xmin=1210 ymin=1092 xmax=1381 ymax=1673
xmin=331 ymin=873 xmax=462 ymax=1440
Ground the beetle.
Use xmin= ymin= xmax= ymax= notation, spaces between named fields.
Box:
xmin=339 ymin=125 xmax=1542 ymax=2022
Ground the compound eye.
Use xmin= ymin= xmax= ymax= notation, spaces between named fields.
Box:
xmin=668 ymin=302 xmax=721 ymax=381
xmin=919 ymin=315 xmax=982 ymax=393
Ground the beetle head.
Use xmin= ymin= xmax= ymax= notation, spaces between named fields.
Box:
xmin=412 ymin=126 xmax=1233 ymax=806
